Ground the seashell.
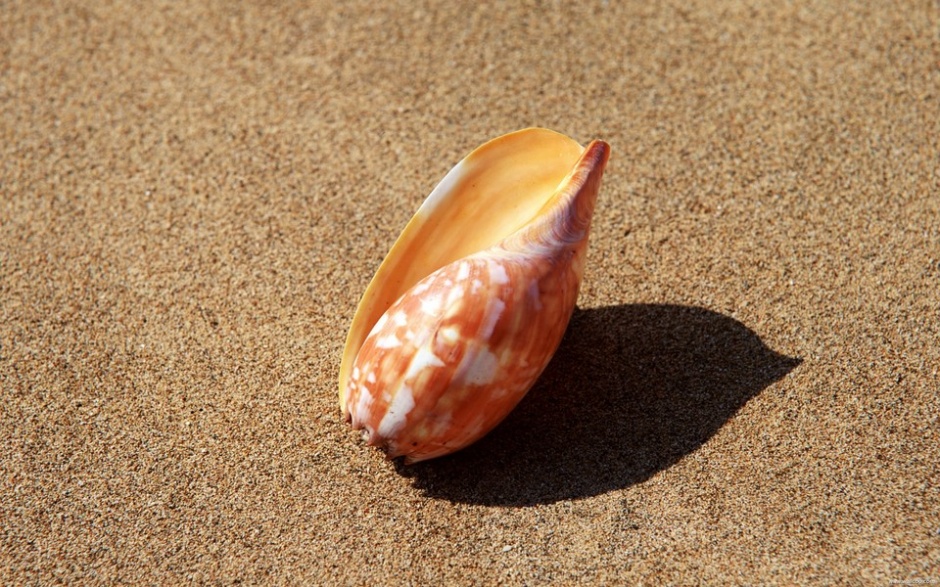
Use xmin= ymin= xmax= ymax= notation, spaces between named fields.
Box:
xmin=339 ymin=128 xmax=611 ymax=463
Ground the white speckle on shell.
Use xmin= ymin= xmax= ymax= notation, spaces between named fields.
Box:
xmin=405 ymin=345 xmax=446 ymax=380
xmin=355 ymin=387 xmax=374 ymax=415
xmin=456 ymin=262 xmax=471 ymax=281
xmin=460 ymin=347 xmax=500 ymax=386
xmin=420 ymin=294 xmax=443 ymax=315
xmin=527 ymin=279 xmax=543 ymax=311
xmin=445 ymin=282 xmax=466 ymax=307
xmin=479 ymin=299 xmax=505 ymax=339
xmin=488 ymin=261 xmax=510 ymax=285
xmin=430 ymin=411 xmax=453 ymax=436
xmin=440 ymin=326 xmax=460 ymax=344
xmin=378 ymin=385 xmax=415 ymax=437
xmin=371 ymin=314 xmax=388 ymax=335
xmin=375 ymin=333 xmax=402 ymax=349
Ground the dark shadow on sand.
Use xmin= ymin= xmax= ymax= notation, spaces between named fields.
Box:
xmin=396 ymin=303 xmax=801 ymax=506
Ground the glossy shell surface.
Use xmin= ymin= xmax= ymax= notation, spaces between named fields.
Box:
xmin=340 ymin=128 xmax=610 ymax=463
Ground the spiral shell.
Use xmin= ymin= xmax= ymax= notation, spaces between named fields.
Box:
xmin=339 ymin=128 xmax=610 ymax=463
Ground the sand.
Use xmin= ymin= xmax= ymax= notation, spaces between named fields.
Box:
xmin=2 ymin=0 xmax=938 ymax=584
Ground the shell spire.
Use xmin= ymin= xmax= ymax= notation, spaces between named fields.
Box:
xmin=340 ymin=129 xmax=610 ymax=463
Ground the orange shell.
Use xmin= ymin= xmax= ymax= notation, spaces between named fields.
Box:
xmin=339 ymin=128 xmax=610 ymax=463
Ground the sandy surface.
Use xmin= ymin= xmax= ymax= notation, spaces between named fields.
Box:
xmin=2 ymin=1 xmax=938 ymax=584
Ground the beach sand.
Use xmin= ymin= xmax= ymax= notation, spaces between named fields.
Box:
xmin=2 ymin=1 xmax=938 ymax=584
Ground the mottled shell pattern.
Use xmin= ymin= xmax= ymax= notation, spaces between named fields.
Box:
xmin=339 ymin=128 xmax=610 ymax=463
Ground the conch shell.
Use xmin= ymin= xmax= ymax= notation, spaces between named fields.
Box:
xmin=339 ymin=128 xmax=610 ymax=463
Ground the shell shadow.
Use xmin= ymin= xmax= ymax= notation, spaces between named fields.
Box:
xmin=396 ymin=303 xmax=802 ymax=506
